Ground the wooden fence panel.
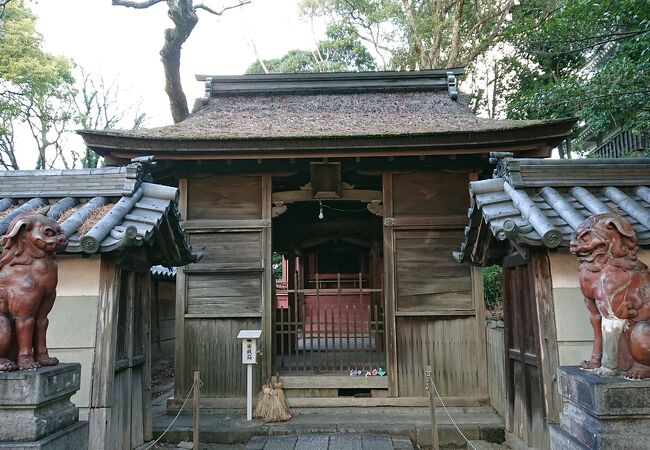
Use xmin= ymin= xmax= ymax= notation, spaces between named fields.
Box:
xmin=396 ymin=316 xmax=481 ymax=397
xmin=182 ymin=317 xmax=263 ymax=397
xmin=486 ymin=327 xmax=506 ymax=417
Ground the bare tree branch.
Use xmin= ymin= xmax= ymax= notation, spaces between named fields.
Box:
xmin=114 ymin=0 xmax=250 ymax=123
xmin=111 ymin=0 xmax=165 ymax=9
xmin=0 ymin=0 xmax=12 ymax=18
xmin=194 ymin=0 xmax=250 ymax=16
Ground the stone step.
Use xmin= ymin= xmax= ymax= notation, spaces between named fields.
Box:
xmin=152 ymin=407 xmax=504 ymax=448
xmin=246 ymin=433 xmax=414 ymax=450
xmin=467 ymin=440 xmax=508 ymax=450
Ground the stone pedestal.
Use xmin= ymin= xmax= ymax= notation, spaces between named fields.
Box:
xmin=550 ymin=366 xmax=650 ymax=450
xmin=0 ymin=363 xmax=88 ymax=449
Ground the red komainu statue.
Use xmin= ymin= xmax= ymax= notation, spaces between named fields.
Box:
xmin=0 ymin=211 xmax=68 ymax=371
xmin=570 ymin=213 xmax=650 ymax=379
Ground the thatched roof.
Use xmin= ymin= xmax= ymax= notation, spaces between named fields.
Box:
xmin=82 ymin=91 xmax=554 ymax=141
xmin=78 ymin=70 xmax=575 ymax=160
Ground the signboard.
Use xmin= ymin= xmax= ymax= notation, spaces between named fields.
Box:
xmin=242 ymin=338 xmax=256 ymax=364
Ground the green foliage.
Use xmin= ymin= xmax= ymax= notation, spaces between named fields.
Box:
xmin=0 ymin=0 xmax=76 ymax=169
xmin=301 ymin=0 xmax=514 ymax=70
xmin=502 ymin=0 xmax=650 ymax=142
xmin=0 ymin=1 xmax=147 ymax=169
xmin=246 ymin=23 xmax=376 ymax=74
xmin=272 ymin=252 xmax=283 ymax=280
xmin=483 ymin=265 xmax=503 ymax=311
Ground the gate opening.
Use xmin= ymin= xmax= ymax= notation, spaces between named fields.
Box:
xmin=272 ymin=200 xmax=385 ymax=374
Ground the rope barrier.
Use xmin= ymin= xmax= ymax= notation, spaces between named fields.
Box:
xmin=143 ymin=378 xmax=199 ymax=450
xmin=426 ymin=373 xmax=477 ymax=450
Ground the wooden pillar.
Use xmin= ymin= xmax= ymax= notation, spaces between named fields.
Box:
xmin=88 ymin=256 xmax=120 ymax=449
xmin=382 ymin=172 xmax=398 ymax=397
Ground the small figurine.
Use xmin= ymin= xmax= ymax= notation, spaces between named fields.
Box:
xmin=570 ymin=214 xmax=650 ymax=379
xmin=0 ymin=210 xmax=68 ymax=371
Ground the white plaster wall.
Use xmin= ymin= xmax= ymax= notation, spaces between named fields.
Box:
xmin=549 ymin=250 xmax=650 ymax=365
xmin=48 ymin=255 xmax=101 ymax=413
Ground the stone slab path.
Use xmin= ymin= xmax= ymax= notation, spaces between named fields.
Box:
xmin=246 ymin=434 xmax=414 ymax=450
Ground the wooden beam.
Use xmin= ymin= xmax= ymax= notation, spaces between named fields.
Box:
xmin=382 ymin=172 xmax=399 ymax=397
xmin=272 ymin=189 xmax=382 ymax=204
xmin=88 ymin=255 xmax=120 ymax=449
xmin=174 ymin=177 xmax=188 ymax=401
xmin=281 ymin=375 xmax=388 ymax=389
xmin=528 ymin=250 xmax=562 ymax=425
xmin=167 ymin=395 xmax=490 ymax=409
xmin=262 ymin=175 xmax=273 ymax=381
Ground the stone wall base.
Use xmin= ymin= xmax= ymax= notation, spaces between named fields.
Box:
xmin=551 ymin=366 xmax=650 ymax=450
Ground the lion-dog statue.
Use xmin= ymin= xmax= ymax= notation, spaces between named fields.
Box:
xmin=570 ymin=213 xmax=650 ymax=379
xmin=0 ymin=211 xmax=68 ymax=371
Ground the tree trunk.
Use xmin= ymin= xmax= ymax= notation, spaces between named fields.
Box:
xmin=447 ymin=0 xmax=465 ymax=67
xmin=160 ymin=0 xmax=198 ymax=123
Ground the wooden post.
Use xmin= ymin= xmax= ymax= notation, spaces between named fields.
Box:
xmin=425 ymin=366 xmax=440 ymax=450
xmin=193 ymin=371 xmax=200 ymax=448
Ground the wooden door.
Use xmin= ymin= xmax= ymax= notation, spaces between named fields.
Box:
xmin=175 ymin=174 xmax=272 ymax=401
xmin=107 ymin=270 xmax=151 ymax=450
xmin=503 ymin=251 xmax=560 ymax=450
xmin=383 ymin=171 xmax=487 ymax=399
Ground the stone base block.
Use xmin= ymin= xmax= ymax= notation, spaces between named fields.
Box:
xmin=552 ymin=366 xmax=650 ymax=450
xmin=0 ymin=364 xmax=81 ymax=442
xmin=0 ymin=421 xmax=88 ymax=450
xmin=549 ymin=425 xmax=589 ymax=450
xmin=557 ymin=366 xmax=650 ymax=417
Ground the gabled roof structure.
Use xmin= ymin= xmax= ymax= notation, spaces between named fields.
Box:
xmin=78 ymin=70 xmax=575 ymax=162
xmin=0 ymin=163 xmax=196 ymax=267
xmin=457 ymin=157 xmax=650 ymax=265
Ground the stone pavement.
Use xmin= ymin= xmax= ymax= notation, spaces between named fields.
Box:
xmin=246 ymin=434 xmax=413 ymax=450
xmin=151 ymin=388 xmax=505 ymax=448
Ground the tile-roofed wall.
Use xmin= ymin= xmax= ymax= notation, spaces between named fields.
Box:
xmin=0 ymin=165 xmax=140 ymax=198
xmin=0 ymin=164 xmax=194 ymax=266
xmin=457 ymin=158 xmax=650 ymax=263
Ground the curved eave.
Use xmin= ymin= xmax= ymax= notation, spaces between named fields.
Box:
xmin=78 ymin=118 xmax=576 ymax=161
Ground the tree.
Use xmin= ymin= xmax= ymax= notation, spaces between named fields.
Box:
xmin=0 ymin=1 xmax=149 ymax=169
xmin=112 ymin=0 xmax=251 ymax=123
xmin=302 ymin=0 xmax=515 ymax=70
xmin=74 ymin=69 xmax=148 ymax=168
xmin=246 ymin=23 xmax=376 ymax=74
xmin=0 ymin=0 xmax=76 ymax=169
xmin=501 ymin=0 xmax=650 ymax=151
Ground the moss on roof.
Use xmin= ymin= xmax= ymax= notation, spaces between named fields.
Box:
xmin=83 ymin=91 xmax=557 ymax=141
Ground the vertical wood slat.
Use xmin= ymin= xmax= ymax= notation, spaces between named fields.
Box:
xmin=472 ymin=266 xmax=489 ymax=396
xmin=337 ymin=273 xmax=342 ymax=372
xmin=529 ymin=250 xmax=562 ymax=425
xmin=89 ymin=256 xmax=121 ymax=450
xmin=142 ymin=272 xmax=153 ymax=441
xmin=382 ymin=172 xmax=398 ymax=397
xmin=262 ymin=175 xmax=273 ymax=381
xmin=175 ymin=177 xmax=188 ymax=401
xmin=316 ymin=273 xmax=321 ymax=372
xmin=125 ymin=272 xmax=135 ymax=450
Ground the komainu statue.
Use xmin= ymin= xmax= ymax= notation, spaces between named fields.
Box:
xmin=570 ymin=213 xmax=650 ymax=379
xmin=0 ymin=211 xmax=68 ymax=371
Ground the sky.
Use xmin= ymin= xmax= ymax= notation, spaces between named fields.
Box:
xmin=31 ymin=0 xmax=321 ymax=127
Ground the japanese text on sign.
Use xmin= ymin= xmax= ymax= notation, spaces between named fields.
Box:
xmin=242 ymin=339 xmax=257 ymax=364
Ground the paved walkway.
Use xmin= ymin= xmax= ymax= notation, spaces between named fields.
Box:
xmin=246 ymin=434 xmax=413 ymax=450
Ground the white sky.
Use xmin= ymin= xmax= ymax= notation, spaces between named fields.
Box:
xmin=32 ymin=0 xmax=320 ymax=127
